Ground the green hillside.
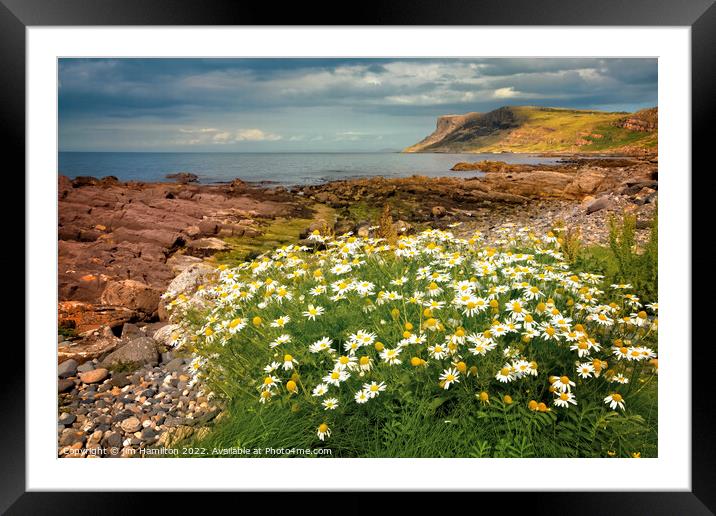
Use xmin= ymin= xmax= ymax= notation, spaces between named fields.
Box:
xmin=404 ymin=106 xmax=657 ymax=154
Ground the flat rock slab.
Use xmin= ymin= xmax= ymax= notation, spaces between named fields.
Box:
xmin=100 ymin=279 xmax=162 ymax=317
xmin=58 ymin=326 xmax=121 ymax=364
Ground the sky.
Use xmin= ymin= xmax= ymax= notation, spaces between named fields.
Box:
xmin=58 ymin=58 xmax=657 ymax=152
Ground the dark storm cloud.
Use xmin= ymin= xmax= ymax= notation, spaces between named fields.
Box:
xmin=58 ymin=58 xmax=657 ymax=151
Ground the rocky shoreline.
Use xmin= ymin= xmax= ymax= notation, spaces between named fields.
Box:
xmin=58 ymin=328 xmax=221 ymax=458
xmin=57 ymin=155 xmax=657 ymax=456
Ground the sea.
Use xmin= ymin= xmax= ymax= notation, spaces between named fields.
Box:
xmin=58 ymin=152 xmax=565 ymax=186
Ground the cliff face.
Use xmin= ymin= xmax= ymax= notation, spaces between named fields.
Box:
xmin=614 ymin=107 xmax=658 ymax=132
xmin=405 ymin=112 xmax=483 ymax=152
xmin=404 ymin=106 xmax=658 ymax=154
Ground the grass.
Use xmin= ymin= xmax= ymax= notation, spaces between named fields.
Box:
xmin=570 ymin=210 xmax=658 ymax=304
xmin=164 ymin=223 xmax=658 ymax=459
xmin=212 ymin=203 xmax=336 ymax=266
xmin=177 ymin=378 xmax=657 ymax=458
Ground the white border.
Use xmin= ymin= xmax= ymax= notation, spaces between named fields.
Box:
xmin=27 ymin=27 xmax=691 ymax=491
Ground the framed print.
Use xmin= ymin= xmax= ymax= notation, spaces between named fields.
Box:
xmin=3 ymin=0 xmax=713 ymax=511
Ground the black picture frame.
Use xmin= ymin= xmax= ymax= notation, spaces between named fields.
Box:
xmin=3 ymin=0 xmax=711 ymax=512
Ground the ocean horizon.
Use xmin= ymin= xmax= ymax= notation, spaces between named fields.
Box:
xmin=58 ymin=151 xmax=564 ymax=186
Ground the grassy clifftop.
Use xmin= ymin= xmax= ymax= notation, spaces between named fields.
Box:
xmin=404 ymin=106 xmax=657 ymax=154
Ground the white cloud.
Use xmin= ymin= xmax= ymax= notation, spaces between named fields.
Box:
xmin=176 ymin=127 xmax=281 ymax=144
xmin=234 ymin=129 xmax=281 ymax=141
xmin=493 ymin=87 xmax=520 ymax=99
xmin=179 ymin=127 xmax=220 ymax=134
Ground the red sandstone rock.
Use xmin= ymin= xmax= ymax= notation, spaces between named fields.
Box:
xmin=100 ymin=280 xmax=163 ymax=317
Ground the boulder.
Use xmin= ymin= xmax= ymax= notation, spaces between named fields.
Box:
xmin=333 ymin=219 xmax=355 ymax=236
xmin=120 ymin=323 xmax=143 ymax=340
xmin=100 ymin=280 xmax=162 ymax=317
xmin=58 ymin=359 xmax=78 ymax=378
xmin=153 ymin=324 xmax=181 ymax=348
xmin=158 ymin=263 xmax=215 ymax=320
xmin=564 ymin=169 xmax=607 ymax=196
xmin=185 ymin=225 xmax=201 ymax=237
xmin=393 ymin=220 xmax=413 ymax=235
xmin=197 ymin=220 xmax=219 ymax=235
xmin=431 ymin=206 xmax=447 ymax=217
xmin=165 ymin=172 xmax=199 ymax=183
xmin=229 ymin=178 xmax=248 ymax=193
xmin=58 ymin=378 xmax=75 ymax=393
xmin=58 ymin=325 xmax=121 ymax=364
xmin=79 ymin=367 xmax=109 ymax=384
xmin=632 ymin=187 xmax=657 ymax=205
xmin=101 ymin=337 xmax=159 ymax=369
xmin=166 ymin=254 xmax=204 ymax=274
xmin=356 ymin=224 xmax=371 ymax=238
xmin=313 ymin=192 xmax=340 ymax=205
xmin=586 ymin=196 xmax=612 ymax=214
xmin=77 ymin=361 xmax=96 ymax=373
xmin=300 ymin=219 xmax=333 ymax=239
xmin=164 ymin=263 xmax=215 ymax=298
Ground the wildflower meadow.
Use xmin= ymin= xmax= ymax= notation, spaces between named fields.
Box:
xmin=166 ymin=224 xmax=658 ymax=458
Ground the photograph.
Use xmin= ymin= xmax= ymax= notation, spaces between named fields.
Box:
xmin=56 ymin=57 xmax=660 ymax=459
